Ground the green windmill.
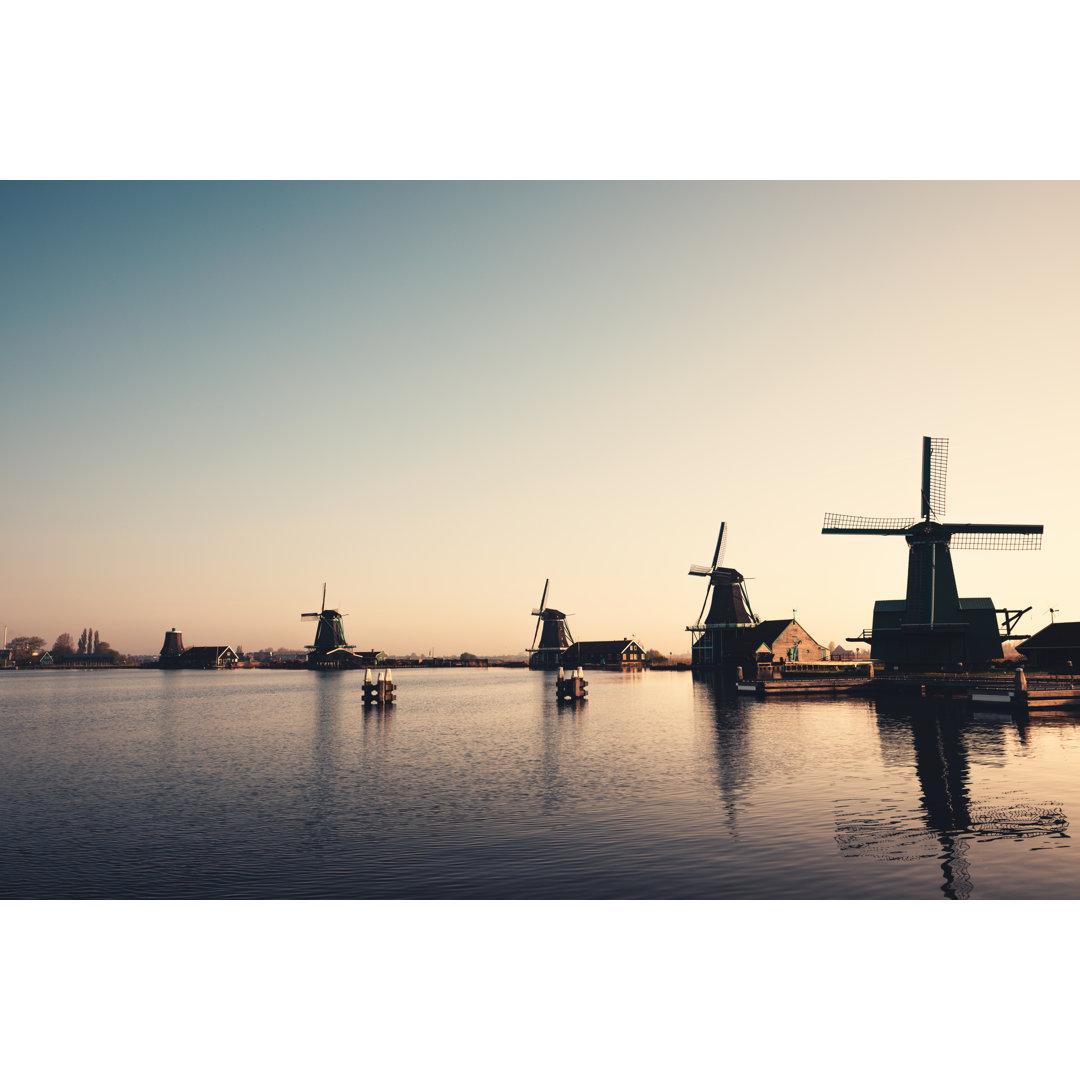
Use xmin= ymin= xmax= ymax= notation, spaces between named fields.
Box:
xmin=301 ymin=583 xmax=353 ymax=663
xmin=822 ymin=437 xmax=1042 ymax=669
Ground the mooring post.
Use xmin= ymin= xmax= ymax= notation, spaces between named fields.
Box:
xmin=556 ymin=666 xmax=588 ymax=701
xmin=363 ymin=668 xmax=395 ymax=704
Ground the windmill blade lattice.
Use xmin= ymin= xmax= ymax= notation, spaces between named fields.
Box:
xmin=822 ymin=514 xmax=915 ymax=534
xmin=949 ymin=530 xmax=1043 ymax=550
xmin=530 ymin=578 xmax=549 ymax=650
xmin=926 ymin=436 xmax=948 ymax=519
xmin=713 ymin=522 xmax=728 ymax=571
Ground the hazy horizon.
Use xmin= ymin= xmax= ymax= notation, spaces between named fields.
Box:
xmin=4 ymin=181 xmax=1078 ymax=657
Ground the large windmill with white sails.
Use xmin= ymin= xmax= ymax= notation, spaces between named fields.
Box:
xmin=822 ymin=437 xmax=1042 ymax=668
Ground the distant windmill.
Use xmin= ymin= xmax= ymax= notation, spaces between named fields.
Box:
xmin=301 ymin=583 xmax=351 ymax=654
xmin=686 ymin=522 xmax=759 ymax=668
xmin=822 ymin=437 xmax=1042 ymax=668
xmin=1047 ymin=607 xmax=1060 ymax=624
xmin=527 ymin=579 xmax=574 ymax=670
xmin=300 ymin=583 xmax=380 ymax=670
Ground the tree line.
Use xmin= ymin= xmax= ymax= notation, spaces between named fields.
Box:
xmin=5 ymin=628 xmax=122 ymax=663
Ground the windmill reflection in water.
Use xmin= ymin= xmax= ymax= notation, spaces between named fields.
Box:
xmin=835 ymin=705 xmax=1068 ymax=900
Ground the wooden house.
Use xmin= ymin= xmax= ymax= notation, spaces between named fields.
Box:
xmin=725 ymin=619 xmax=828 ymax=678
xmin=180 ymin=645 xmax=239 ymax=669
xmin=560 ymin=639 xmax=645 ymax=671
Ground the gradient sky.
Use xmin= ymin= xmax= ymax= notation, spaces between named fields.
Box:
xmin=3 ymin=181 xmax=1079 ymax=656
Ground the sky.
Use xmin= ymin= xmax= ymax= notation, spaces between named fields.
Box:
xmin=3 ymin=180 xmax=1080 ymax=657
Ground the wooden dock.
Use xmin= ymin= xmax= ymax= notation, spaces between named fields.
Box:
xmin=880 ymin=671 xmax=1080 ymax=711
xmin=738 ymin=678 xmax=870 ymax=697
xmin=739 ymin=668 xmax=1080 ymax=712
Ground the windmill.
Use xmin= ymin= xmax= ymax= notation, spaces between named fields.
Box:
xmin=686 ymin=522 xmax=759 ymax=668
xmin=527 ymin=579 xmax=574 ymax=670
xmin=822 ymin=437 xmax=1042 ymax=669
xmin=301 ymin=583 xmax=368 ymax=668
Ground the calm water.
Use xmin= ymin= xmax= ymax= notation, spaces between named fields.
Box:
xmin=1 ymin=667 xmax=1077 ymax=899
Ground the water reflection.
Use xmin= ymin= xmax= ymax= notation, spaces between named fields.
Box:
xmin=313 ymin=670 xmax=344 ymax=729
xmin=837 ymin=701 xmax=1069 ymax=899
xmin=537 ymin=671 xmax=586 ymax=815
xmin=153 ymin=670 xmax=187 ymax=758
xmin=305 ymin=672 xmax=347 ymax=849
xmin=692 ymin=672 xmax=754 ymax=838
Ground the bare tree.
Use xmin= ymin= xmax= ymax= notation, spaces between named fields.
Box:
xmin=10 ymin=636 xmax=45 ymax=659
xmin=52 ymin=632 xmax=75 ymax=659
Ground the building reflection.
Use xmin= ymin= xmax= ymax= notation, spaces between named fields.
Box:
xmin=838 ymin=701 xmax=1069 ymax=899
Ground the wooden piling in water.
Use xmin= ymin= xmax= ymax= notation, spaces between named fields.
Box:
xmin=556 ymin=666 xmax=588 ymax=701
xmin=363 ymin=668 xmax=396 ymax=704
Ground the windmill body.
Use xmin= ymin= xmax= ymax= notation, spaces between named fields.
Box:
xmin=823 ymin=437 xmax=1042 ymax=669
xmin=686 ymin=523 xmax=760 ymax=670
xmin=527 ymin=579 xmax=575 ymax=669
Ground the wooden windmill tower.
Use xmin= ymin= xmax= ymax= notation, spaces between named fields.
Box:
xmin=822 ymin=436 xmax=1042 ymax=669
xmin=686 ymin=522 xmax=759 ymax=668
xmin=301 ymin=583 xmax=367 ymax=669
xmin=527 ymin=579 xmax=574 ymax=670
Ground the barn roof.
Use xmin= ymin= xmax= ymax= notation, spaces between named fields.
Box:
xmin=563 ymin=639 xmax=641 ymax=659
xmin=724 ymin=618 xmax=826 ymax=656
xmin=1018 ymin=621 xmax=1080 ymax=651
xmin=182 ymin=645 xmax=237 ymax=662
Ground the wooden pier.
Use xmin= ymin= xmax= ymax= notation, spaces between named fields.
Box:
xmin=738 ymin=676 xmax=871 ymax=697
xmin=871 ymin=668 xmax=1080 ymax=711
xmin=738 ymin=667 xmax=1080 ymax=712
